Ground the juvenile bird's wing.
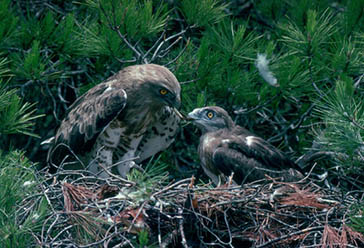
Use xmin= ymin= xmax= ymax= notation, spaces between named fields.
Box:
xmin=232 ymin=127 xmax=302 ymax=172
xmin=211 ymin=129 xmax=302 ymax=184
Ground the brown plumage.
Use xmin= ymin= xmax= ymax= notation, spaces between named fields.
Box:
xmin=47 ymin=64 xmax=182 ymax=178
xmin=188 ymin=106 xmax=303 ymax=185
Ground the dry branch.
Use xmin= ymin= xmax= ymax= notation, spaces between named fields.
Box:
xmin=21 ymin=169 xmax=364 ymax=247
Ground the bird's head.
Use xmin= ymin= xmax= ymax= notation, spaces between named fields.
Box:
xmin=188 ymin=106 xmax=234 ymax=133
xmin=128 ymin=64 xmax=181 ymax=109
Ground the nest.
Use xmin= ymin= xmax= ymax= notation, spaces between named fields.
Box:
xmin=24 ymin=169 xmax=364 ymax=247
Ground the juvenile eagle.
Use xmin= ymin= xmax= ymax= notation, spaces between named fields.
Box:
xmin=188 ymin=106 xmax=303 ymax=185
xmin=48 ymin=64 xmax=182 ymax=178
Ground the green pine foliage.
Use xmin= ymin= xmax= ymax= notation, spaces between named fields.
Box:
xmin=127 ymin=155 xmax=169 ymax=194
xmin=0 ymin=0 xmax=19 ymax=50
xmin=0 ymin=0 xmax=362 ymax=181
xmin=0 ymin=90 xmax=43 ymax=138
xmin=314 ymin=79 xmax=363 ymax=170
xmin=351 ymin=204 xmax=364 ymax=234
xmin=0 ymin=0 xmax=363 ymax=244
xmin=180 ymin=0 xmax=228 ymax=27
xmin=0 ymin=57 xmax=43 ymax=139
xmin=0 ymin=151 xmax=48 ymax=247
xmin=86 ymin=0 xmax=169 ymax=37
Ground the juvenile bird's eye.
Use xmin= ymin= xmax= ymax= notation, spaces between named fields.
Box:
xmin=206 ymin=111 xmax=214 ymax=119
xmin=160 ymin=89 xmax=168 ymax=95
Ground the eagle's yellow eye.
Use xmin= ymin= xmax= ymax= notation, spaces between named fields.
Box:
xmin=207 ymin=111 xmax=214 ymax=119
xmin=160 ymin=89 xmax=168 ymax=95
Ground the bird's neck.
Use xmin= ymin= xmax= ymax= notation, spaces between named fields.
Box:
xmin=199 ymin=125 xmax=233 ymax=136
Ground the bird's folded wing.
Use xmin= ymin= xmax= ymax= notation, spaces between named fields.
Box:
xmin=53 ymin=82 xmax=127 ymax=155
xmin=212 ymin=147 xmax=265 ymax=184
xmin=229 ymin=133 xmax=302 ymax=172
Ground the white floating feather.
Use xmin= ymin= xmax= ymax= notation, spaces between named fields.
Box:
xmin=255 ymin=53 xmax=279 ymax=87
xmin=23 ymin=181 xmax=35 ymax=187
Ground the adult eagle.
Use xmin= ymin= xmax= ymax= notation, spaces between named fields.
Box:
xmin=47 ymin=64 xmax=182 ymax=178
xmin=188 ymin=106 xmax=303 ymax=185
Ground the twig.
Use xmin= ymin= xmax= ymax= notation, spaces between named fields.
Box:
xmin=24 ymin=165 xmax=364 ymax=247
xmin=178 ymin=207 xmax=189 ymax=248
xmin=158 ymin=203 xmax=162 ymax=247
xmin=296 ymin=162 xmax=317 ymax=183
xmin=164 ymin=38 xmax=191 ymax=67
xmin=98 ymin=1 xmax=142 ymax=61
xmin=151 ymin=29 xmax=188 ymax=62
xmin=223 ymin=209 xmax=234 ymax=248
xmin=143 ymin=24 xmax=168 ymax=62
xmin=256 ymin=226 xmax=325 ymax=248
xmin=354 ymin=73 xmax=364 ymax=88
xmin=152 ymin=178 xmax=193 ymax=198
xmin=160 ymin=230 xmax=178 ymax=248
xmin=179 ymin=77 xmax=199 ymax=85
xmin=158 ymin=36 xmax=182 ymax=58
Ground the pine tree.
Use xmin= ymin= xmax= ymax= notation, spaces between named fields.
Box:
xmin=0 ymin=0 xmax=363 ymax=245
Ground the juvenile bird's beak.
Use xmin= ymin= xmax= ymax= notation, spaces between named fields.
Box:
xmin=187 ymin=108 xmax=212 ymax=133
xmin=187 ymin=109 xmax=201 ymax=121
